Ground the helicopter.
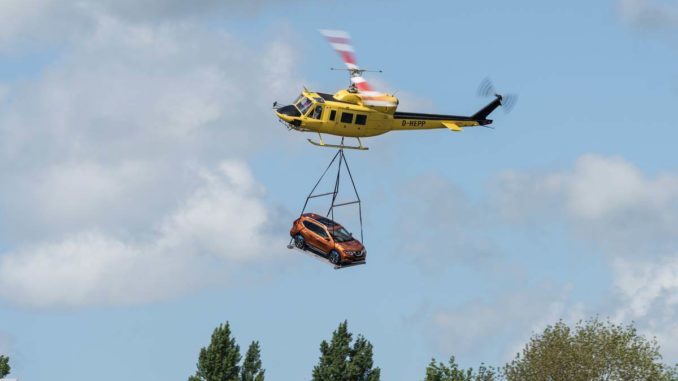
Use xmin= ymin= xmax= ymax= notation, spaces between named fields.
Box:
xmin=273 ymin=30 xmax=515 ymax=150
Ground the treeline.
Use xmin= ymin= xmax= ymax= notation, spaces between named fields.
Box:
xmin=1 ymin=319 xmax=675 ymax=380
xmin=187 ymin=319 xmax=678 ymax=381
xmin=187 ymin=321 xmax=378 ymax=381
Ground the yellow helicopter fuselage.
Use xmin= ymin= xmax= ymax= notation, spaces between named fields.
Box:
xmin=274 ymin=88 xmax=501 ymax=149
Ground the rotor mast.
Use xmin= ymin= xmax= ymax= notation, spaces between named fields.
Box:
xmin=330 ymin=67 xmax=383 ymax=93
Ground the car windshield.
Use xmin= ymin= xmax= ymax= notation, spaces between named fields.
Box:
xmin=331 ymin=227 xmax=353 ymax=243
xmin=296 ymin=96 xmax=313 ymax=115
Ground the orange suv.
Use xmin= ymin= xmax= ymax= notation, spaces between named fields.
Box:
xmin=290 ymin=213 xmax=366 ymax=265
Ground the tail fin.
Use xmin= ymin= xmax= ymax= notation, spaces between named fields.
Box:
xmin=472 ymin=95 xmax=503 ymax=122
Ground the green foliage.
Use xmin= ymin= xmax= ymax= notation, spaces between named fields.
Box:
xmin=241 ymin=341 xmax=265 ymax=381
xmin=347 ymin=335 xmax=379 ymax=381
xmin=504 ymin=318 xmax=678 ymax=381
xmin=0 ymin=355 xmax=9 ymax=378
xmin=312 ymin=321 xmax=380 ymax=381
xmin=423 ymin=357 xmax=496 ymax=381
xmin=189 ymin=322 xmax=242 ymax=381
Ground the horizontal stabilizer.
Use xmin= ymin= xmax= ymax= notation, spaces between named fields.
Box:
xmin=442 ymin=121 xmax=463 ymax=132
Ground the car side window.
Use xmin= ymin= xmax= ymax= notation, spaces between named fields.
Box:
xmin=329 ymin=110 xmax=336 ymax=121
xmin=315 ymin=226 xmax=328 ymax=238
xmin=340 ymin=112 xmax=353 ymax=124
xmin=304 ymin=221 xmax=328 ymax=238
xmin=355 ymin=114 xmax=367 ymax=125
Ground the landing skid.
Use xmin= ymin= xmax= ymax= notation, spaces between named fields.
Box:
xmin=307 ymin=135 xmax=369 ymax=151
xmin=286 ymin=244 xmax=366 ymax=270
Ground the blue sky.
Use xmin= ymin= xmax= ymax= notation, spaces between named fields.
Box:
xmin=1 ymin=1 xmax=677 ymax=380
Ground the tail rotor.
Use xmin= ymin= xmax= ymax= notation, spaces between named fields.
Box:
xmin=478 ymin=78 xmax=518 ymax=113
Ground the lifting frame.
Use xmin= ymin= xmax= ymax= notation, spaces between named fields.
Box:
xmin=287 ymin=147 xmax=364 ymax=269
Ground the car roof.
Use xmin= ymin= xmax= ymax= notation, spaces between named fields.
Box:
xmin=302 ymin=213 xmax=342 ymax=229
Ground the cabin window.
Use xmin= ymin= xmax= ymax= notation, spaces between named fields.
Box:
xmin=296 ymin=97 xmax=313 ymax=115
xmin=355 ymin=114 xmax=367 ymax=125
xmin=310 ymin=106 xmax=323 ymax=120
xmin=329 ymin=110 xmax=336 ymax=121
xmin=340 ymin=112 xmax=354 ymax=124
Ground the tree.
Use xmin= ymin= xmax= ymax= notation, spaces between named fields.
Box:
xmin=241 ymin=341 xmax=265 ymax=381
xmin=312 ymin=321 xmax=380 ymax=381
xmin=0 ymin=355 xmax=9 ymax=378
xmin=504 ymin=319 xmax=678 ymax=381
xmin=189 ymin=322 xmax=242 ymax=381
xmin=347 ymin=335 xmax=380 ymax=381
xmin=423 ymin=357 xmax=496 ymax=381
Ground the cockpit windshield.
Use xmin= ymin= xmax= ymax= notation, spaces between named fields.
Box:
xmin=296 ymin=96 xmax=313 ymax=115
xmin=331 ymin=227 xmax=354 ymax=243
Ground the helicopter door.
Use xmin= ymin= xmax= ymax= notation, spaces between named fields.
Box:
xmin=309 ymin=105 xmax=323 ymax=120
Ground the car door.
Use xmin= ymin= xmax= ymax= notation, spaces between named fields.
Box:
xmin=313 ymin=224 xmax=333 ymax=255
xmin=303 ymin=221 xmax=330 ymax=253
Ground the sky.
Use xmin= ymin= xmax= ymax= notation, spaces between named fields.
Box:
xmin=0 ymin=0 xmax=677 ymax=380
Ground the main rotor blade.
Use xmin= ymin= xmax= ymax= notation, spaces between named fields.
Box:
xmin=320 ymin=29 xmax=396 ymax=107
xmin=320 ymin=29 xmax=358 ymax=70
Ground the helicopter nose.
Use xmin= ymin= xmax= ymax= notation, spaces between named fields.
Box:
xmin=276 ymin=105 xmax=301 ymax=117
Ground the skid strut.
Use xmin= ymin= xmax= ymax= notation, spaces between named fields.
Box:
xmin=307 ymin=136 xmax=369 ymax=150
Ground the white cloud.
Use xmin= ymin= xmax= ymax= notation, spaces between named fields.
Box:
xmin=492 ymin=154 xmax=678 ymax=359
xmin=613 ymin=256 xmax=678 ymax=319
xmin=611 ymin=256 xmax=678 ymax=359
xmin=0 ymin=4 xmax=301 ymax=307
xmin=493 ymin=154 xmax=678 ymax=254
xmin=431 ymin=286 xmax=585 ymax=362
xmin=395 ymin=174 xmax=500 ymax=272
xmin=28 ymin=161 xmax=153 ymax=231
xmin=0 ymin=161 xmax=282 ymax=308
xmin=416 ymin=154 xmax=678 ymax=363
xmin=158 ymin=162 xmax=271 ymax=260
xmin=0 ymin=0 xmax=301 ymax=52
xmin=618 ymin=0 xmax=678 ymax=29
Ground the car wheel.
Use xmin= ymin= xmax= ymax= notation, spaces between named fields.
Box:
xmin=294 ymin=234 xmax=306 ymax=250
xmin=329 ymin=250 xmax=341 ymax=265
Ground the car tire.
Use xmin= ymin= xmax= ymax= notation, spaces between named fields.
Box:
xmin=329 ymin=250 xmax=341 ymax=265
xmin=294 ymin=234 xmax=306 ymax=250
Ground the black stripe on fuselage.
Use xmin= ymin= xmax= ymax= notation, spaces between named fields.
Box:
xmin=393 ymin=111 xmax=475 ymax=121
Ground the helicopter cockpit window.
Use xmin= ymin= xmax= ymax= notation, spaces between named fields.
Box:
xmin=310 ymin=106 xmax=323 ymax=120
xmin=296 ymin=97 xmax=313 ymax=115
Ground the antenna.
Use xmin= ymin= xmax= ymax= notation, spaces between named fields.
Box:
xmin=330 ymin=68 xmax=383 ymax=74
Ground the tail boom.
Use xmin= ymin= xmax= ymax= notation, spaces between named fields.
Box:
xmin=471 ymin=95 xmax=503 ymax=122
